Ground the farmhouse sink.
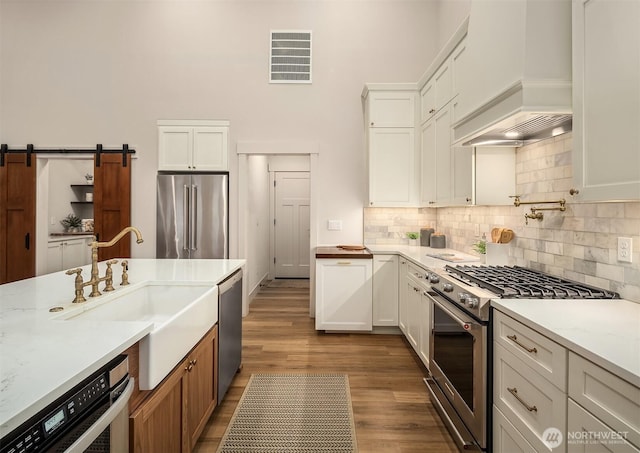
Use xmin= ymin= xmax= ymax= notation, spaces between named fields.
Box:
xmin=63 ymin=281 xmax=219 ymax=390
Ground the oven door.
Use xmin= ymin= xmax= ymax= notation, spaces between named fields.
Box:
xmin=426 ymin=290 xmax=486 ymax=450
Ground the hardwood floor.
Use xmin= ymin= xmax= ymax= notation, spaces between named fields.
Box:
xmin=194 ymin=286 xmax=457 ymax=453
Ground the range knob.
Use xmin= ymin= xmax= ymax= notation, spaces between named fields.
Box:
xmin=459 ymin=292 xmax=470 ymax=304
xmin=429 ymin=274 xmax=440 ymax=284
xmin=443 ymin=283 xmax=454 ymax=293
xmin=466 ymin=297 xmax=479 ymax=309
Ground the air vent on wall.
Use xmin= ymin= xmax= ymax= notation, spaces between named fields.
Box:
xmin=270 ymin=30 xmax=312 ymax=83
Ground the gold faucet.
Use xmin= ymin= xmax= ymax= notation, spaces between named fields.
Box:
xmin=66 ymin=227 xmax=144 ymax=302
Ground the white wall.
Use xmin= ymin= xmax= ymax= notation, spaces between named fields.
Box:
xmin=435 ymin=0 xmax=472 ymax=48
xmin=246 ymin=155 xmax=270 ymax=295
xmin=0 ymin=0 xmax=440 ymax=257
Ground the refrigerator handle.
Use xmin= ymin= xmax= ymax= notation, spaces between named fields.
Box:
xmin=183 ymin=185 xmax=190 ymax=251
xmin=191 ymin=184 xmax=198 ymax=251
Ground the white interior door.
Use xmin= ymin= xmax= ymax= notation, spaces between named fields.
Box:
xmin=274 ymin=172 xmax=310 ymax=278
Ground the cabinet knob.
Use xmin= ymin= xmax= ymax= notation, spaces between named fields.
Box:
xmin=569 ymin=188 xmax=580 ymax=196
xmin=429 ymin=108 xmax=435 ymax=114
xmin=370 ymin=122 xmax=374 ymax=126
xmin=466 ymin=197 xmax=472 ymax=203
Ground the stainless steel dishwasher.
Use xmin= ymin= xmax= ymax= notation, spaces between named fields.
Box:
xmin=218 ymin=269 xmax=243 ymax=403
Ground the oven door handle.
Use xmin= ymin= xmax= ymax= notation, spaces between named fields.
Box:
xmin=426 ymin=290 xmax=481 ymax=330
xmin=63 ymin=377 xmax=134 ymax=453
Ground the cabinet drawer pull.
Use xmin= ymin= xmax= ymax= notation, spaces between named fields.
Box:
xmin=337 ymin=261 xmax=352 ymax=265
xmin=507 ymin=334 xmax=538 ymax=354
xmin=507 ymin=387 xmax=537 ymax=412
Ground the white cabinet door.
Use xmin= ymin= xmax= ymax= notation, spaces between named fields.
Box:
xmin=158 ymin=122 xmax=229 ymax=171
xmin=158 ymin=126 xmax=193 ymax=171
xmin=368 ymin=91 xmax=415 ymax=127
xmin=368 ymin=127 xmax=417 ymax=206
xmin=568 ymin=399 xmax=640 ymax=453
xmin=46 ymin=242 xmax=63 ymax=274
xmin=434 ymin=105 xmax=452 ymax=204
xmin=192 ymin=127 xmax=228 ymax=171
xmin=493 ymin=405 xmax=537 ymax=453
xmin=474 ymin=147 xmax=516 ymax=206
xmin=420 ymin=81 xmax=436 ymax=123
xmin=315 ymin=258 xmax=372 ymax=331
xmin=451 ymin=37 xmax=467 ymax=122
xmin=451 ymin=145 xmax=473 ymax=206
xmin=418 ymin=290 xmax=431 ymax=367
xmin=405 ymin=278 xmax=420 ymax=350
xmin=433 ymin=60 xmax=453 ymax=112
xmin=63 ymin=238 xmax=91 ymax=269
xmin=372 ymin=255 xmax=399 ymax=327
xmin=420 ymin=118 xmax=437 ymax=206
xmin=398 ymin=258 xmax=409 ymax=334
xmin=572 ymin=0 xmax=640 ymax=201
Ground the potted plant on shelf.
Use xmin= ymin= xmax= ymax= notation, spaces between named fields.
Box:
xmin=406 ymin=232 xmax=420 ymax=246
xmin=60 ymin=213 xmax=83 ymax=233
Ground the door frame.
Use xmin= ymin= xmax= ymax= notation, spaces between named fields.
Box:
xmin=269 ymin=170 xmax=310 ymax=280
xmin=237 ymin=141 xmax=319 ymax=318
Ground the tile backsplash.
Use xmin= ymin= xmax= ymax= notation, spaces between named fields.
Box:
xmin=364 ymin=133 xmax=640 ymax=302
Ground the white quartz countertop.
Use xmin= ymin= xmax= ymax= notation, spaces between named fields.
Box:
xmin=365 ymin=244 xmax=480 ymax=269
xmin=0 ymin=258 xmax=245 ymax=437
xmin=492 ymin=298 xmax=640 ymax=387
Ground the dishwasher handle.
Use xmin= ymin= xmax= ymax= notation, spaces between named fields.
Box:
xmin=64 ymin=377 xmax=134 ymax=453
xmin=219 ymin=269 xmax=243 ymax=294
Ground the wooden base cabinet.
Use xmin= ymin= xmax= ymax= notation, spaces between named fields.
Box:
xmin=130 ymin=325 xmax=218 ymax=453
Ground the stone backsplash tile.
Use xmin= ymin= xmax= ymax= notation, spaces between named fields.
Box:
xmin=364 ymin=133 xmax=640 ymax=302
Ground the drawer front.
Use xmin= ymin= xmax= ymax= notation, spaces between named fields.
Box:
xmin=407 ymin=261 xmax=428 ymax=282
xmin=493 ymin=405 xmax=537 ymax=453
xmin=568 ymin=399 xmax=640 ymax=453
xmin=569 ymin=353 xmax=640 ymax=448
xmin=494 ymin=342 xmax=567 ymax=453
xmin=494 ymin=310 xmax=567 ymax=390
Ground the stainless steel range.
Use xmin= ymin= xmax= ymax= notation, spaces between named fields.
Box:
xmin=423 ymin=265 xmax=619 ymax=452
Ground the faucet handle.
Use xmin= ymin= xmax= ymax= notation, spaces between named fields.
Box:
xmin=65 ymin=268 xmax=86 ymax=303
xmin=120 ymin=260 xmax=130 ymax=286
xmin=103 ymin=260 xmax=118 ymax=292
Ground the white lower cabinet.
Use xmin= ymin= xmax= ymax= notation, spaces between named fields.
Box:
xmin=398 ymin=258 xmax=409 ymax=334
xmin=417 ymin=290 xmax=430 ymax=367
xmin=568 ymin=353 xmax=640 ymax=451
xmin=405 ymin=261 xmax=430 ymax=367
xmin=493 ymin=405 xmax=537 ymax=453
xmin=372 ymin=255 xmax=399 ymax=326
xmin=493 ymin=310 xmax=568 ymax=453
xmin=315 ymin=258 xmax=373 ymax=331
xmin=405 ymin=277 xmax=421 ymax=349
xmin=46 ymin=237 xmax=92 ymax=274
xmin=493 ymin=309 xmax=640 ymax=453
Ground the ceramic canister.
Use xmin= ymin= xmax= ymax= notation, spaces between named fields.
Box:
xmin=420 ymin=228 xmax=434 ymax=247
xmin=430 ymin=233 xmax=446 ymax=248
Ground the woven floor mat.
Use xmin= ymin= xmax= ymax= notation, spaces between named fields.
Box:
xmin=217 ymin=373 xmax=358 ymax=452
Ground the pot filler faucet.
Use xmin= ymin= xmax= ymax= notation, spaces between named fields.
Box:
xmin=66 ymin=226 xmax=144 ymax=303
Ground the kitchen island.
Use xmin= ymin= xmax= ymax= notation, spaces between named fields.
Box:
xmin=0 ymin=258 xmax=245 ymax=438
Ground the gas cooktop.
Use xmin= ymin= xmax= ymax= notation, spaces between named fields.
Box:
xmin=445 ymin=265 xmax=620 ymax=299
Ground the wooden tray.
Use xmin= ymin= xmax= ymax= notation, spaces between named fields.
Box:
xmin=337 ymin=245 xmax=367 ymax=251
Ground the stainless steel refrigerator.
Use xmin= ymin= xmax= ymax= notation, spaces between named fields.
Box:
xmin=156 ymin=172 xmax=229 ymax=259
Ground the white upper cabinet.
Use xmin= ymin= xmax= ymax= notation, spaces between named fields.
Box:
xmin=572 ymin=0 xmax=640 ymax=201
xmin=420 ymin=35 xmax=466 ymax=124
xmin=158 ymin=120 xmax=229 ymax=171
xmin=367 ymin=90 xmax=416 ymax=128
xmin=364 ymin=85 xmax=420 ymax=207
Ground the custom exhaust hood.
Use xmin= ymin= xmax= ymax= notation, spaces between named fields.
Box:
xmin=453 ymin=0 xmax=573 ymax=147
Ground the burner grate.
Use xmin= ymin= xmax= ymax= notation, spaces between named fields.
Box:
xmin=445 ymin=265 xmax=620 ymax=299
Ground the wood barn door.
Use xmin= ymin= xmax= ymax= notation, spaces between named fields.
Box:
xmin=0 ymin=154 xmax=36 ymax=283
xmin=94 ymin=154 xmax=131 ymax=260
